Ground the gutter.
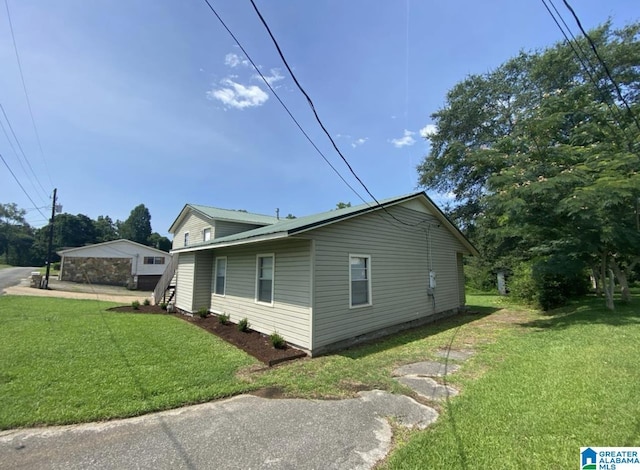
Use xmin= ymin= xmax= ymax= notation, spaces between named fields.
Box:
xmin=170 ymin=231 xmax=290 ymax=254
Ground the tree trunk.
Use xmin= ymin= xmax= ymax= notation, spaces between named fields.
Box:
xmin=610 ymin=259 xmax=631 ymax=303
xmin=601 ymin=252 xmax=615 ymax=311
xmin=591 ymin=267 xmax=602 ymax=296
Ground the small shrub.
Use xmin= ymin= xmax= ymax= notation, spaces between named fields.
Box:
xmin=270 ymin=332 xmax=286 ymax=349
xmin=131 ymin=300 xmax=140 ymax=310
xmin=218 ymin=313 xmax=230 ymax=325
xmin=197 ymin=307 xmax=209 ymax=318
xmin=143 ymin=298 xmax=151 ymax=306
xmin=510 ymin=257 xmax=589 ymax=311
xmin=159 ymin=302 xmax=168 ymax=310
xmin=237 ymin=317 xmax=250 ymax=332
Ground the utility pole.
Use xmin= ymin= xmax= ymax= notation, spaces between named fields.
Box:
xmin=42 ymin=188 xmax=57 ymax=289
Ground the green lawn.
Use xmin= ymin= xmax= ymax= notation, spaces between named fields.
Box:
xmin=0 ymin=264 xmax=11 ymax=270
xmin=0 ymin=296 xmax=257 ymax=429
xmin=2 ymin=291 xmax=639 ymax=470
xmin=250 ymin=300 xmax=515 ymax=398
xmin=380 ymin=293 xmax=640 ymax=469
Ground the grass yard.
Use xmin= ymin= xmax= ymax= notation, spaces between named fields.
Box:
xmin=2 ymin=290 xmax=638 ymax=469
xmin=250 ymin=301 xmax=514 ymax=398
xmin=380 ymin=293 xmax=640 ymax=469
xmin=0 ymin=264 xmax=11 ymax=270
xmin=0 ymin=296 xmax=257 ymax=429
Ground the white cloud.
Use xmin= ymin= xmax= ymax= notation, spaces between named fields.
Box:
xmin=253 ymin=68 xmax=284 ymax=87
xmin=224 ymin=53 xmax=249 ymax=68
xmin=389 ymin=130 xmax=416 ymax=148
xmin=419 ymin=124 xmax=437 ymax=139
xmin=351 ymin=137 xmax=367 ymax=148
xmin=207 ymin=79 xmax=268 ymax=109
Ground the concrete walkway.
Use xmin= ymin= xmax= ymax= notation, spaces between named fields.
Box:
xmin=0 ymin=351 xmax=476 ymax=470
xmin=2 ymin=277 xmax=152 ymax=304
xmin=0 ymin=391 xmax=437 ymax=470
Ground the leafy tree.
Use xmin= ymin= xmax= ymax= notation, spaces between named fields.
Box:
xmin=285 ymin=213 xmax=296 ymax=219
xmin=148 ymin=232 xmax=171 ymax=252
xmin=419 ymin=21 xmax=640 ymax=309
xmin=94 ymin=215 xmax=118 ymax=242
xmin=118 ymin=204 xmax=152 ymax=245
xmin=0 ymin=203 xmax=36 ymax=265
xmin=335 ymin=202 xmax=351 ymax=210
xmin=33 ymin=213 xmax=98 ymax=263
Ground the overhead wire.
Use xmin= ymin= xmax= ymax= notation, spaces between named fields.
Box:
xmin=0 ymin=151 xmax=48 ymax=220
xmin=3 ymin=0 xmax=54 ymax=189
xmin=247 ymin=0 xmax=431 ymax=228
xmin=561 ymin=0 xmax=640 ymax=135
xmin=0 ymin=102 xmax=49 ymax=203
xmin=540 ymin=0 xmax=638 ymax=149
xmin=200 ymin=0 xmax=369 ymax=207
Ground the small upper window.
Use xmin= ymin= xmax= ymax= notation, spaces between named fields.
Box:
xmin=143 ymin=257 xmax=165 ymax=265
xmin=350 ymin=255 xmax=371 ymax=307
xmin=184 ymin=232 xmax=190 ymax=246
xmin=203 ymin=228 xmax=212 ymax=241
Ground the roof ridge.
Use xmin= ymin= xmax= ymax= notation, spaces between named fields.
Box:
xmin=188 ymin=203 xmax=277 ymax=219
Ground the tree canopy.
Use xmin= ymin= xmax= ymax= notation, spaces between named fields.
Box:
xmin=117 ymin=204 xmax=152 ymax=245
xmin=0 ymin=202 xmax=171 ymax=266
xmin=0 ymin=203 xmax=34 ymax=266
xmin=418 ymin=21 xmax=640 ymax=309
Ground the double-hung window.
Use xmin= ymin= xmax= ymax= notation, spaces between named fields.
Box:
xmin=214 ymin=257 xmax=226 ymax=296
xmin=350 ymin=255 xmax=371 ymax=307
xmin=184 ymin=232 xmax=190 ymax=246
xmin=256 ymin=254 xmax=274 ymax=304
xmin=203 ymin=228 xmax=212 ymax=241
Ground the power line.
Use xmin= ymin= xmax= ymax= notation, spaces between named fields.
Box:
xmin=561 ymin=0 xmax=640 ymax=135
xmin=540 ymin=0 xmax=638 ymax=148
xmin=248 ymin=0 xmax=429 ymax=228
xmin=0 ymin=150 xmax=48 ymax=219
xmin=0 ymin=102 xmax=49 ymax=202
xmin=4 ymin=0 xmax=54 ymax=189
xmin=248 ymin=1 xmax=375 ymax=201
xmin=200 ymin=0 xmax=369 ymax=207
xmin=200 ymin=0 xmax=431 ymax=229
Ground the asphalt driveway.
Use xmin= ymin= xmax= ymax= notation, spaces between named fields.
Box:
xmin=0 ymin=391 xmax=437 ymax=470
xmin=0 ymin=267 xmax=38 ymax=293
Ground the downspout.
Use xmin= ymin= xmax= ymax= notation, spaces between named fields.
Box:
xmin=132 ymin=253 xmax=139 ymax=289
xmin=308 ymin=239 xmax=315 ymax=355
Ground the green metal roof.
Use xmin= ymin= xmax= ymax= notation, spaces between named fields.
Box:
xmin=188 ymin=204 xmax=279 ymax=225
xmin=168 ymin=203 xmax=278 ymax=233
xmin=172 ymin=192 xmax=478 ymax=257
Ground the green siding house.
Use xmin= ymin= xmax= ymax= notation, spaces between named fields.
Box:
xmin=168 ymin=192 xmax=477 ymax=356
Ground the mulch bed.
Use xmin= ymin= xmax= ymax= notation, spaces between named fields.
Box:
xmin=107 ymin=305 xmax=307 ymax=366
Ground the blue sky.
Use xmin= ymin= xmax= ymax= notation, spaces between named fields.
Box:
xmin=1 ymin=0 xmax=636 ymax=236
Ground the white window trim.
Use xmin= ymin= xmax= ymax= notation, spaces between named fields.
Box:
xmin=213 ymin=256 xmax=227 ymax=297
xmin=203 ymin=227 xmax=212 ymax=242
xmin=349 ymin=254 xmax=372 ymax=309
xmin=184 ymin=231 xmax=190 ymax=246
xmin=255 ymin=253 xmax=275 ymax=306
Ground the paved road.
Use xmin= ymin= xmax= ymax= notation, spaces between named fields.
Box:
xmin=0 ymin=391 xmax=438 ymax=470
xmin=0 ymin=267 xmax=37 ymax=293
